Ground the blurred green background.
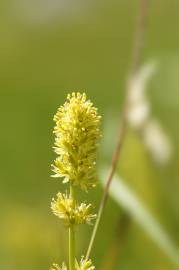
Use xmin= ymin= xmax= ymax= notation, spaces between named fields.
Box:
xmin=0 ymin=0 xmax=179 ymax=269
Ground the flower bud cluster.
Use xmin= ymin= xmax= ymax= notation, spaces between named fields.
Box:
xmin=51 ymin=192 xmax=96 ymax=227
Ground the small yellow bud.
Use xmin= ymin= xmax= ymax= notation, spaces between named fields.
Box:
xmin=51 ymin=192 xmax=96 ymax=227
xmin=75 ymin=257 xmax=95 ymax=270
xmin=50 ymin=263 xmax=67 ymax=270
xmin=52 ymin=92 xmax=101 ymax=190
xmin=50 ymin=258 xmax=95 ymax=270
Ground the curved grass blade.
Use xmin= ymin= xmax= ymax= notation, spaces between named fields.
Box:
xmin=100 ymin=167 xmax=179 ymax=266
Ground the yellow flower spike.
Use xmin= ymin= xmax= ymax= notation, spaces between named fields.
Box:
xmin=51 ymin=192 xmax=96 ymax=227
xmin=51 ymin=92 xmax=101 ymax=190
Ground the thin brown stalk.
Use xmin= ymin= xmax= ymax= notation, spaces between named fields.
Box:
xmin=85 ymin=0 xmax=150 ymax=261
xmin=130 ymin=0 xmax=149 ymax=76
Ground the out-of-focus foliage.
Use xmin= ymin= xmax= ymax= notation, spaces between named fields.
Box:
xmin=100 ymin=169 xmax=179 ymax=266
xmin=0 ymin=0 xmax=179 ymax=269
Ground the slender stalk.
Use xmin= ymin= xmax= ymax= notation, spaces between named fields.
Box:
xmin=86 ymin=112 xmax=127 ymax=260
xmin=85 ymin=0 xmax=149 ymax=261
xmin=130 ymin=0 xmax=149 ymax=76
xmin=69 ymin=185 xmax=75 ymax=270
xmin=69 ymin=226 xmax=75 ymax=270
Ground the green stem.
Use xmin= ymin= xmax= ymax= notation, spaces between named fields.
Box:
xmin=69 ymin=185 xmax=75 ymax=270
xmin=69 ymin=226 xmax=75 ymax=270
